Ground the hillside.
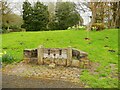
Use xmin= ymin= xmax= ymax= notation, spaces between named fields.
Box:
xmin=1 ymin=29 xmax=118 ymax=88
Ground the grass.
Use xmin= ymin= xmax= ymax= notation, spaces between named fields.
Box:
xmin=1 ymin=29 xmax=118 ymax=88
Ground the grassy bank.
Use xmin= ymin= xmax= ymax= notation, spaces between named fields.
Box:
xmin=1 ymin=29 xmax=118 ymax=88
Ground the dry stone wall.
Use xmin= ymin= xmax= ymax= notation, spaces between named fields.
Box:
xmin=23 ymin=45 xmax=90 ymax=68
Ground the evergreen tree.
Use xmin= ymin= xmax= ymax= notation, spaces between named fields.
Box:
xmin=32 ymin=2 xmax=49 ymax=31
xmin=22 ymin=1 xmax=49 ymax=31
xmin=55 ymin=2 xmax=81 ymax=30
xmin=22 ymin=0 xmax=33 ymax=31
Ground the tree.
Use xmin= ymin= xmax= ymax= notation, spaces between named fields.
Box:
xmin=22 ymin=1 xmax=49 ymax=31
xmin=1 ymin=0 xmax=12 ymax=15
xmin=1 ymin=0 xmax=12 ymax=31
xmin=12 ymin=2 xmax=23 ymax=16
xmin=22 ymin=0 xmax=33 ymax=31
xmin=116 ymin=1 xmax=120 ymax=29
xmin=32 ymin=1 xmax=49 ymax=31
xmin=111 ymin=2 xmax=120 ymax=28
xmin=8 ymin=14 xmax=23 ymax=30
xmin=86 ymin=2 xmax=99 ymax=30
xmin=55 ymin=2 xmax=82 ymax=30
xmin=48 ymin=2 xmax=56 ymax=19
xmin=1 ymin=0 xmax=23 ymax=33
xmin=86 ymin=1 xmax=120 ymax=30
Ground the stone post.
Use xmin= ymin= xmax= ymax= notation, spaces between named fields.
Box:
xmin=67 ymin=46 xmax=72 ymax=66
xmin=37 ymin=45 xmax=44 ymax=65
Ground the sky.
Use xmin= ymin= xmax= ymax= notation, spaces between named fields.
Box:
xmin=7 ymin=0 xmax=92 ymax=25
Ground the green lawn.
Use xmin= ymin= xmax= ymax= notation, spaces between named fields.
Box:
xmin=1 ymin=29 xmax=118 ymax=88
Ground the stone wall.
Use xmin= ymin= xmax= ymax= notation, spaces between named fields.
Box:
xmin=23 ymin=45 xmax=90 ymax=68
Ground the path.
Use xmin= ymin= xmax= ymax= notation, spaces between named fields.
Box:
xmin=2 ymin=74 xmax=83 ymax=88
xmin=2 ymin=62 xmax=85 ymax=88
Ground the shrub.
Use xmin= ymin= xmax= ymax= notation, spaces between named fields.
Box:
xmin=2 ymin=25 xmax=9 ymax=33
xmin=1 ymin=25 xmax=22 ymax=33
xmin=0 ymin=29 xmax=3 ymax=33
xmin=91 ymin=23 xmax=105 ymax=31
xmin=78 ymin=26 xmax=86 ymax=30
xmin=10 ymin=25 xmax=22 ymax=32
xmin=67 ymin=25 xmax=86 ymax=30
xmin=67 ymin=26 xmax=72 ymax=30
xmin=2 ymin=54 xmax=15 ymax=63
xmin=1 ymin=28 xmax=9 ymax=33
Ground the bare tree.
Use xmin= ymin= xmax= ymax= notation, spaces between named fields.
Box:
xmin=1 ymin=0 xmax=23 ymax=31
xmin=1 ymin=0 xmax=13 ymax=30
xmin=12 ymin=2 xmax=23 ymax=16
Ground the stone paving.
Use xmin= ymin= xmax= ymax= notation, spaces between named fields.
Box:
xmin=2 ymin=62 xmax=83 ymax=83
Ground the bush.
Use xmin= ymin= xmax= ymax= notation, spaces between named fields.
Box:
xmin=91 ymin=23 xmax=105 ymax=31
xmin=10 ymin=25 xmax=19 ymax=29
xmin=78 ymin=26 xmax=86 ymax=30
xmin=10 ymin=25 xmax=22 ymax=32
xmin=2 ymin=54 xmax=15 ymax=63
xmin=1 ymin=25 xmax=22 ymax=33
xmin=0 ymin=29 xmax=3 ymax=33
xmin=1 ymin=28 xmax=9 ymax=33
xmin=2 ymin=25 xmax=9 ymax=33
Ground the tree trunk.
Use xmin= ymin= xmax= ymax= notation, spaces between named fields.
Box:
xmin=116 ymin=2 xmax=120 ymax=28
xmin=7 ymin=26 xmax=10 ymax=32
xmin=87 ymin=11 xmax=96 ymax=30
xmin=111 ymin=2 xmax=118 ymax=28
xmin=87 ymin=3 xmax=97 ymax=30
